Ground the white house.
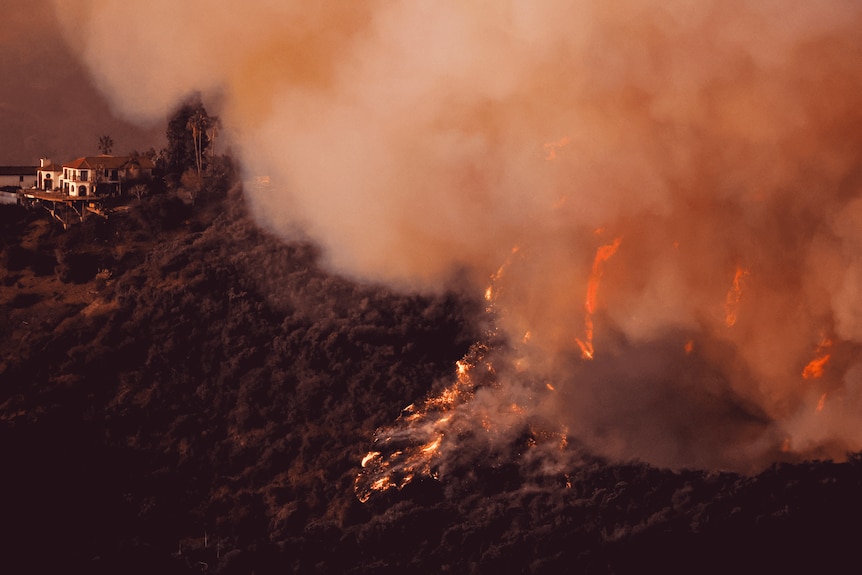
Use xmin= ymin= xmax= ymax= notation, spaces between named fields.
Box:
xmin=49 ymin=154 xmax=155 ymax=197
xmin=36 ymin=159 xmax=63 ymax=191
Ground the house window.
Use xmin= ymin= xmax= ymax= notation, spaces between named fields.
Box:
xmin=80 ymin=170 xmax=88 ymax=181
xmin=111 ymin=169 xmax=118 ymax=180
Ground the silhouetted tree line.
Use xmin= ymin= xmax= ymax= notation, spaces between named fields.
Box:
xmin=165 ymin=96 xmax=211 ymax=179
xmin=160 ymin=94 xmax=231 ymax=205
xmin=2 ymin=179 xmax=862 ymax=574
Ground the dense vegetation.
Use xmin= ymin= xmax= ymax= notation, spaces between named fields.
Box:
xmin=3 ymin=177 xmax=862 ymax=574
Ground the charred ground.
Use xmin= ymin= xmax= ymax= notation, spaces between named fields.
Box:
xmin=1 ymin=184 xmax=862 ymax=574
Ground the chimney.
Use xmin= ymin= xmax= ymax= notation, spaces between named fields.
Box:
xmin=40 ymin=158 xmax=50 ymax=168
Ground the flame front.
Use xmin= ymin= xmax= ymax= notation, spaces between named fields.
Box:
xmin=355 ymin=244 xmax=570 ymax=502
xmin=575 ymin=238 xmax=622 ymax=360
xmin=354 ymin=252 xmax=514 ymax=502
xmin=354 ymin=339 xmax=489 ymax=503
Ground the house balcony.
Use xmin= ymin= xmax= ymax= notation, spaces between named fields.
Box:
xmin=67 ymin=174 xmax=99 ymax=183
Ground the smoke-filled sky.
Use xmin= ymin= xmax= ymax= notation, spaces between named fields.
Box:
xmin=44 ymin=0 xmax=862 ymax=472
xmin=0 ymin=0 xmax=164 ymax=164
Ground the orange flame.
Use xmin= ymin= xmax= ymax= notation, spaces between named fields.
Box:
xmin=361 ymin=451 xmax=381 ymax=468
xmin=421 ymin=435 xmax=443 ymax=454
xmin=576 ymin=237 xmax=622 ymax=359
xmin=354 ymin=340 xmax=488 ymax=502
xmin=802 ymin=354 xmax=831 ymax=379
xmin=725 ymin=266 xmax=749 ymax=327
xmin=802 ymin=338 xmax=832 ymax=379
xmin=484 ymin=245 xmax=520 ymax=309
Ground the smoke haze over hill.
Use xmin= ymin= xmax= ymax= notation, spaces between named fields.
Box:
xmin=53 ymin=1 xmax=862 ymax=472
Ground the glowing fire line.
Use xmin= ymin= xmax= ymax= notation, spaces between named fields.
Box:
xmin=354 ymin=244 xmax=576 ymax=503
xmin=576 ymin=238 xmax=622 ymax=359
xmin=353 ymin=339 xmax=488 ymax=502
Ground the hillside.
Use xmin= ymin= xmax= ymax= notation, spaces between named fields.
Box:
xmin=2 ymin=186 xmax=862 ymax=574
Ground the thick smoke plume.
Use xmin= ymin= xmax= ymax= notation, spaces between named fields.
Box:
xmin=0 ymin=0 xmax=164 ymax=164
xmin=56 ymin=0 xmax=862 ymax=472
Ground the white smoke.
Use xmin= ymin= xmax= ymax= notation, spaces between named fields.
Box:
xmin=55 ymin=0 xmax=862 ymax=471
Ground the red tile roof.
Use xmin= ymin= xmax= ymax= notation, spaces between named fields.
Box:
xmin=64 ymin=155 xmax=133 ymax=170
xmin=62 ymin=155 xmax=154 ymax=170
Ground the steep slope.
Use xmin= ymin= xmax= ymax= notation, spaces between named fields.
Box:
xmin=2 ymin=188 xmax=862 ymax=574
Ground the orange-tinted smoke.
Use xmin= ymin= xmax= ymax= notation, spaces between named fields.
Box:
xmin=53 ymin=0 xmax=862 ymax=471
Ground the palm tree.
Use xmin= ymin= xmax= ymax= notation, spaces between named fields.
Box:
xmin=98 ymin=135 xmax=114 ymax=155
xmin=187 ymin=110 xmax=208 ymax=177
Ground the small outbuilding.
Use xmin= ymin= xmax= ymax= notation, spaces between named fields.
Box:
xmin=0 ymin=165 xmax=37 ymax=190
